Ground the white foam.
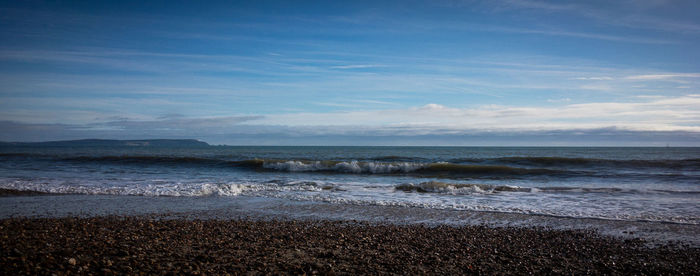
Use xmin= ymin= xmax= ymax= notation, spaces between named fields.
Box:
xmin=263 ymin=161 xmax=327 ymax=172
xmin=0 ymin=177 xmax=333 ymax=197
xmin=395 ymin=181 xmax=528 ymax=195
xmin=0 ymin=179 xmax=251 ymax=197
xmin=262 ymin=160 xmax=425 ymax=174
xmin=196 ymin=183 xmax=246 ymax=196
xmin=1 ymin=177 xmax=697 ymax=224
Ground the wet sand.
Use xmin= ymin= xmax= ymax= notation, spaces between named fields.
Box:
xmin=2 ymin=216 xmax=698 ymax=275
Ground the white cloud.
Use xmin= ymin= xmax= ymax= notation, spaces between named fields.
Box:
xmin=252 ymin=95 xmax=700 ymax=132
xmin=625 ymin=73 xmax=700 ymax=80
xmin=547 ymin=98 xmax=571 ymax=103
xmin=3 ymin=96 xmax=699 ymax=145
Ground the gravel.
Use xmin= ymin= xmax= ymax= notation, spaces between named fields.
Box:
xmin=1 ymin=216 xmax=698 ymax=275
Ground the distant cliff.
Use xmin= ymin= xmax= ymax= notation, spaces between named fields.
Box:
xmin=0 ymin=139 xmax=210 ymax=147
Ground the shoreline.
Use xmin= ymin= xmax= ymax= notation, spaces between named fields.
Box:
xmin=2 ymin=216 xmax=698 ymax=274
xmin=1 ymin=190 xmax=699 ymax=247
xmin=1 ymin=191 xmax=698 ymax=274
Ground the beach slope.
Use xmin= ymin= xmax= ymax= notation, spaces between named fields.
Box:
xmin=2 ymin=217 xmax=698 ymax=275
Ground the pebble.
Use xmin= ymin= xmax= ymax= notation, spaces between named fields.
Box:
xmin=0 ymin=217 xmax=698 ymax=275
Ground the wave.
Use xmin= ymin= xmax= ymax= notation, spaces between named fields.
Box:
xmin=3 ymin=154 xmax=243 ymax=167
xmin=58 ymin=156 xmax=265 ymax=169
xmin=256 ymin=159 xmax=574 ymax=177
xmin=51 ymin=156 xmax=575 ymax=177
xmin=0 ymin=153 xmax=38 ymax=157
xmin=395 ymin=181 xmax=528 ymax=194
xmin=450 ymin=156 xmax=700 ymax=169
xmin=5 ymin=153 xmax=698 ymax=179
xmin=370 ymin=155 xmax=428 ymax=162
xmin=394 ymin=181 xmax=700 ymax=195
xmin=261 ymin=160 xmax=425 ymax=173
xmin=3 ymin=178 xmax=697 ymax=224
xmin=5 ymin=152 xmax=699 ymax=170
xmin=0 ymin=182 xmax=248 ymax=197
xmin=533 ymin=186 xmax=700 ymax=194
xmin=418 ymin=163 xmax=564 ymax=176
xmin=62 ymin=155 xmax=237 ymax=165
xmin=0 ymin=179 xmax=334 ymax=197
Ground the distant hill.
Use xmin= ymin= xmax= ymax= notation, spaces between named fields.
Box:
xmin=0 ymin=139 xmax=210 ymax=147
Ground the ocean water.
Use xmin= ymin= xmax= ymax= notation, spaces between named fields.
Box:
xmin=1 ymin=146 xmax=698 ymax=225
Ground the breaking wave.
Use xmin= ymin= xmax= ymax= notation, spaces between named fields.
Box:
xmin=449 ymin=156 xmax=700 ymax=169
xmin=395 ymin=181 xmax=528 ymax=194
xmin=256 ymin=159 xmax=573 ymax=178
xmin=0 ymin=179 xmax=334 ymax=197
xmin=261 ymin=160 xmax=425 ymax=174
xmin=394 ymin=181 xmax=700 ymax=195
xmin=3 ymin=153 xmax=698 ymax=171
xmin=4 ymin=153 xmax=698 ymax=179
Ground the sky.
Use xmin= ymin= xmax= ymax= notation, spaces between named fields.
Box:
xmin=1 ymin=0 xmax=699 ymax=146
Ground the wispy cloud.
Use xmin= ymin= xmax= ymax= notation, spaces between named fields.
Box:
xmin=95 ymin=115 xmax=264 ymax=132
xmin=547 ymin=98 xmax=571 ymax=103
xmin=498 ymin=0 xmax=700 ymax=34
xmin=330 ymin=64 xmax=385 ymax=69
xmin=9 ymin=95 xmax=698 ymax=139
xmin=625 ymin=73 xmax=700 ymax=80
xmin=573 ymin=76 xmax=614 ymax=80
xmin=313 ymin=99 xmax=400 ymax=108
xmin=479 ymin=25 xmax=677 ymax=44
xmin=255 ymin=95 xmax=700 ymax=132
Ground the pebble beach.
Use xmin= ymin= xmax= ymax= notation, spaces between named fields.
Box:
xmin=2 ymin=214 xmax=699 ymax=275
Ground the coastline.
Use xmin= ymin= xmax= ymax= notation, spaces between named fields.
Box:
xmin=1 ymin=190 xmax=699 ymax=274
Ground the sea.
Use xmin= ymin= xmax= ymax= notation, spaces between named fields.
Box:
xmin=1 ymin=145 xmax=698 ymax=224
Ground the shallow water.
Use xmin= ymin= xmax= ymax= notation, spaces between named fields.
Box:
xmin=1 ymin=194 xmax=698 ymax=246
xmin=1 ymin=146 xmax=698 ymax=224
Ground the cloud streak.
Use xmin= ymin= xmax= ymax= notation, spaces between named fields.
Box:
xmin=625 ymin=73 xmax=700 ymax=80
xmin=253 ymin=95 xmax=700 ymax=132
xmin=498 ymin=0 xmax=700 ymax=34
xmin=478 ymin=25 xmax=678 ymax=44
xmin=330 ymin=64 xmax=385 ymax=69
xmin=1 ymin=92 xmax=699 ymax=146
xmin=5 ymin=94 xmax=696 ymax=143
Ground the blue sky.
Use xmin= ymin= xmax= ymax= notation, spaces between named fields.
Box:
xmin=1 ymin=0 xmax=699 ymax=145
